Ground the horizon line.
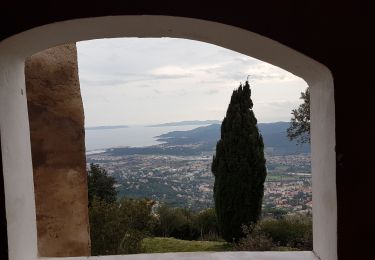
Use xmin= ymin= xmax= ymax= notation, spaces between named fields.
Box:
xmin=85 ymin=120 xmax=290 ymax=128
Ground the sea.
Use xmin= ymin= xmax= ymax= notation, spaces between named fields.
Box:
xmin=85 ymin=125 xmax=207 ymax=152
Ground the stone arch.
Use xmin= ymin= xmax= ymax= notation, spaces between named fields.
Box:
xmin=0 ymin=15 xmax=336 ymax=260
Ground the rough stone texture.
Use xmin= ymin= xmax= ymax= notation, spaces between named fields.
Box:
xmin=25 ymin=44 xmax=90 ymax=257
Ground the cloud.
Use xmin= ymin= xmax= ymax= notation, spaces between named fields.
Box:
xmin=153 ymin=89 xmax=162 ymax=94
xmin=150 ymin=73 xmax=192 ymax=80
xmin=205 ymin=89 xmax=221 ymax=95
xmin=138 ymin=84 xmax=152 ymax=88
xmin=257 ymin=100 xmax=298 ymax=107
xmin=80 ymin=78 xmax=129 ymax=87
xmin=198 ymin=79 xmax=225 ymax=84
xmin=80 ymin=72 xmax=192 ymax=88
xmin=151 ymin=66 xmax=192 ymax=77
xmin=77 ymin=38 xmax=307 ymax=125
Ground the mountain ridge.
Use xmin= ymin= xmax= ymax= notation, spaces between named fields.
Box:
xmin=86 ymin=125 xmax=128 ymax=130
xmin=156 ymin=122 xmax=310 ymax=155
xmin=147 ymin=120 xmax=221 ymax=127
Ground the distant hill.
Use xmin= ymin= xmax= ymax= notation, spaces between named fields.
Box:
xmin=258 ymin=122 xmax=310 ymax=154
xmin=85 ymin=125 xmax=128 ymax=130
xmin=156 ymin=124 xmax=220 ymax=147
xmin=147 ymin=120 xmax=221 ymax=127
xmin=157 ymin=122 xmax=310 ymax=155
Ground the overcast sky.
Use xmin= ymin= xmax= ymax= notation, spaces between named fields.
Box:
xmin=77 ymin=38 xmax=308 ymax=127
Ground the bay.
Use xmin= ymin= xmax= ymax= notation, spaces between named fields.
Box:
xmin=85 ymin=125 xmax=208 ymax=151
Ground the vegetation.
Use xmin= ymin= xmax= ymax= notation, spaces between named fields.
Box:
xmin=89 ymin=198 xmax=224 ymax=255
xmin=88 ymin=164 xmax=224 ymax=255
xmin=88 ymin=164 xmax=155 ymax=255
xmin=194 ymin=208 xmax=220 ymax=241
xmin=144 ymin=214 xmax=312 ymax=253
xmin=88 ymin=132 xmax=312 ymax=255
xmin=87 ymin=163 xmax=117 ymax=205
xmin=155 ymin=205 xmax=197 ymax=240
xmin=235 ymin=223 xmax=273 ymax=251
xmin=154 ymin=206 xmax=220 ymax=241
xmin=261 ymin=214 xmax=312 ymax=250
xmin=212 ymin=80 xmax=267 ymax=242
xmin=89 ymin=197 xmax=156 ymax=255
xmin=287 ymin=87 xmax=310 ymax=144
xmin=142 ymin=237 xmax=231 ymax=253
xmin=234 ymin=214 xmax=312 ymax=251
xmin=89 ymin=188 xmax=311 ymax=254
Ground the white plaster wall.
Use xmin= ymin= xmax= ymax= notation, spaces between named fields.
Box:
xmin=0 ymin=16 xmax=335 ymax=260
xmin=310 ymin=72 xmax=336 ymax=260
xmin=0 ymin=51 xmax=39 ymax=259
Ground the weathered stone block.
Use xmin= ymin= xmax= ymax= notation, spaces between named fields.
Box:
xmin=25 ymin=44 xmax=90 ymax=257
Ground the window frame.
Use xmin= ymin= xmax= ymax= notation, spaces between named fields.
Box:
xmin=0 ymin=15 xmax=336 ymax=260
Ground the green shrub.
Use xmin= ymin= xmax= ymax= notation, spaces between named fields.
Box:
xmin=118 ymin=229 xmax=146 ymax=254
xmin=155 ymin=204 xmax=199 ymax=240
xmin=87 ymin=164 xmax=117 ymax=206
xmin=235 ymin=223 xmax=273 ymax=251
xmin=142 ymin=237 xmax=232 ymax=253
xmin=261 ymin=214 xmax=312 ymax=250
xmin=89 ymin=198 xmax=124 ymax=255
xmin=193 ymin=208 xmax=220 ymax=241
xmin=89 ymin=197 xmax=156 ymax=255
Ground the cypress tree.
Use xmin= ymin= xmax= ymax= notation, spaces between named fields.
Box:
xmin=212 ymin=80 xmax=267 ymax=242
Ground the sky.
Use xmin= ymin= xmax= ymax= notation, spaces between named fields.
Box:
xmin=77 ymin=38 xmax=308 ymax=127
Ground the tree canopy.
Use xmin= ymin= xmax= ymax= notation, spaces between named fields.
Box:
xmin=87 ymin=163 xmax=117 ymax=206
xmin=212 ymin=80 xmax=267 ymax=242
xmin=287 ymin=87 xmax=310 ymax=144
xmin=89 ymin=197 xmax=155 ymax=255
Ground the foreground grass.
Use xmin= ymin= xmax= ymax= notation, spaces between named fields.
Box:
xmin=142 ymin=237 xmax=232 ymax=253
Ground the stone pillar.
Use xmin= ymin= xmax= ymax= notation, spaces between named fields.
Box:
xmin=25 ymin=44 xmax=90 ymax=257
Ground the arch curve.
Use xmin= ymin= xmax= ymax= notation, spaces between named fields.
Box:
xmin=0 ymin=15 xmax=336 ymax=260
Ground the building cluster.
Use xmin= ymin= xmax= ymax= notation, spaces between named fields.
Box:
xmin=87 ymin=152 xmax=312 ymax=213
xmin=264 ymin=179 xmax=312 ymax=214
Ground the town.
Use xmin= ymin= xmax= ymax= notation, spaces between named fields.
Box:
xmin=87 ymin=151 xmax=312 ymax=215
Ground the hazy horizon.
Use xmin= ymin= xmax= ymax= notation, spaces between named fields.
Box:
xmin=84 ymin=120 xmax=291 ymax=128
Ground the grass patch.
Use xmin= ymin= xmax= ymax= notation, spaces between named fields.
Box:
xmin=142 ymin=237 xmax=232 ymax=253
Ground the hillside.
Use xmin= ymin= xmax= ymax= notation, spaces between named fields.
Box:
xmin=156 ymin=122 xmax=310 ymax=155
xmin=86 ymin=125 xmax=128 ymax=130
xmin=147 ymin=120 xmax=221 ymax=127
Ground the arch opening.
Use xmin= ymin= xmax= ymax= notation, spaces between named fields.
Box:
xmin=0 ymin=15 xmax=336 ymax=260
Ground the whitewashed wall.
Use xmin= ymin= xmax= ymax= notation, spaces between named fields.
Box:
xmin=0 ymin=16 xmax=335 ymax=260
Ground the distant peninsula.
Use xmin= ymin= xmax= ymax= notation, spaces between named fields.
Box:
xmin=147 ymin=120 xmax=221 ymax=127
xmin=155 ymin=122 xmax=310 ymax=155
xmin=85 ymin=125 xmax=128 ymax=130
